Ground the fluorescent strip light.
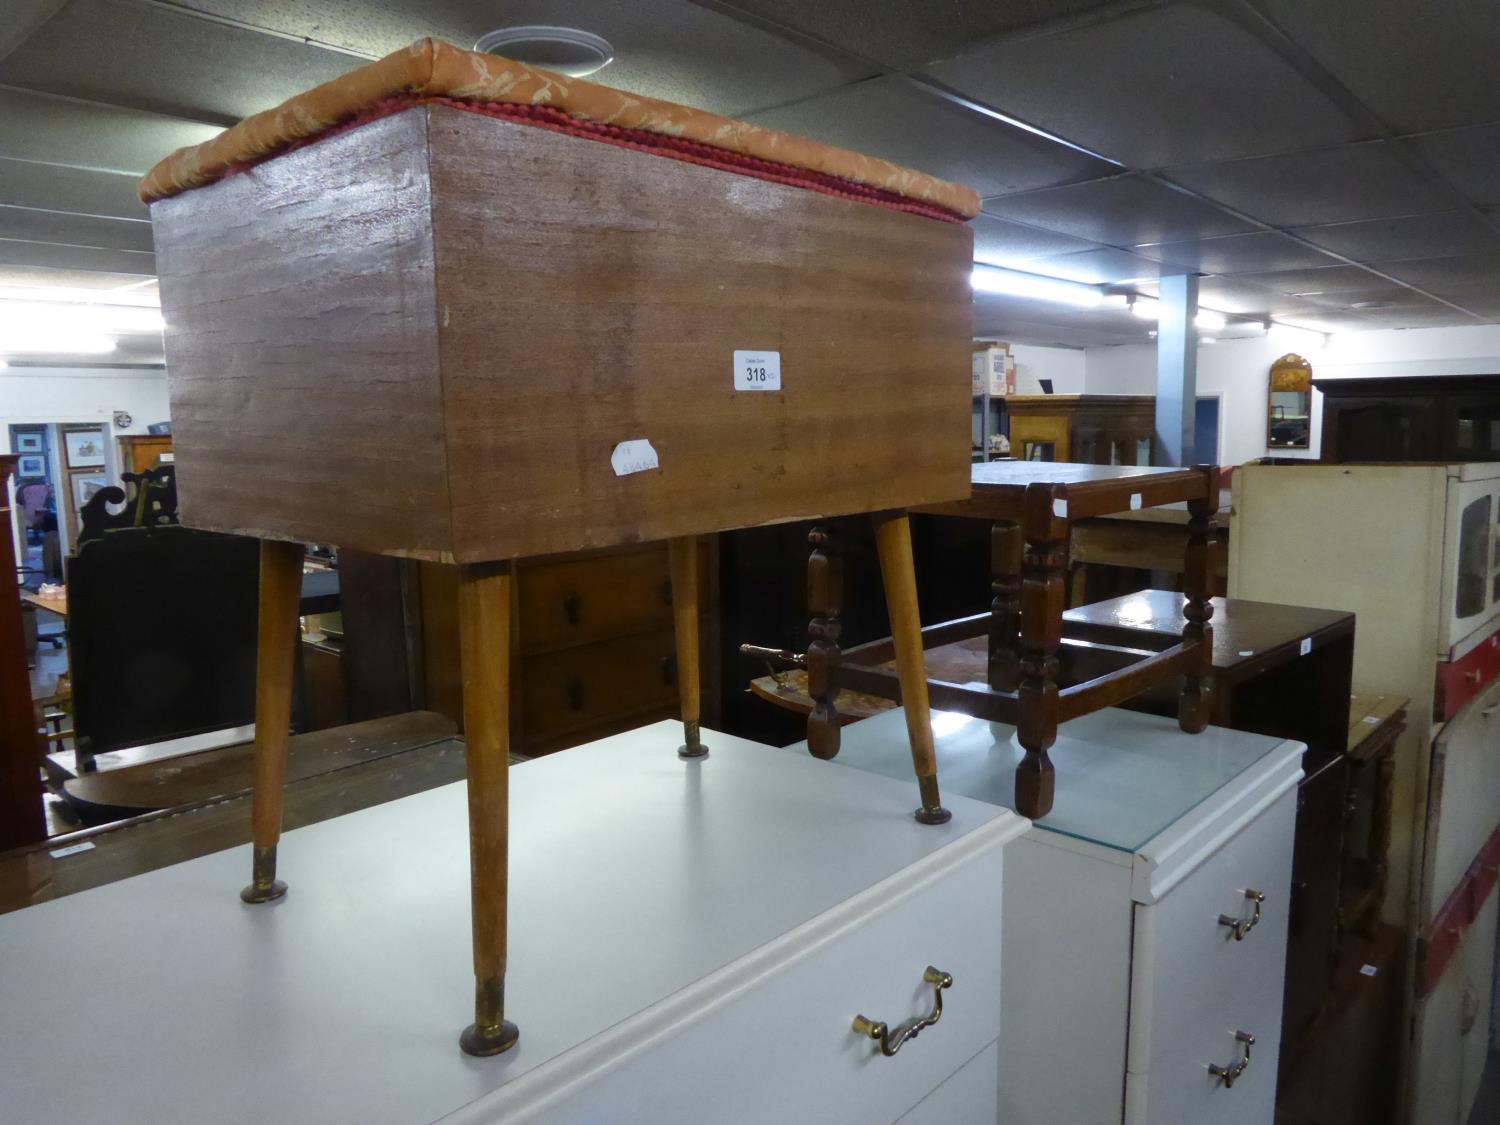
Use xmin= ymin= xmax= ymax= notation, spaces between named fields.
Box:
xmin=1267 ymin=321 xmax=1330 ymax=350
xmin=1131 ymin=296 xmax=1160 ymax=320
xmin=1195 ymin=309 xmax=1227 ymax=331
xmin=971 ymin=264 xmax=1105 ymax=308
xmin=0 ymin=333 xmax=116 ymax=355
xmin=0 ymin=301 xmax=162 ymax=335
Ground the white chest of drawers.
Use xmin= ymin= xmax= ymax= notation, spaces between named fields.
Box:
xmin=819 ymin=706 xmax=1304 ymax=1125
xmin=0 ymin=722 xmax=1026 ymax=1124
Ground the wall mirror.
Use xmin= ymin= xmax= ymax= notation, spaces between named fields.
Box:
xmin=1268 ymin=353 xmax=1312 ymax=449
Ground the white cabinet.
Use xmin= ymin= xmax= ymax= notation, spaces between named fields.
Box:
xmin=0 ymin=722 xmax=1027 ymax=1124
xmin=1233 ymin=461 xmax=1500 ymax=1123
xmin=818 ymin=705 xmax=1303 ymax=1125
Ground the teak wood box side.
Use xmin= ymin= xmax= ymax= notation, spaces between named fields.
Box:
xmin=152 ymin=106 xmax=974 ymax=564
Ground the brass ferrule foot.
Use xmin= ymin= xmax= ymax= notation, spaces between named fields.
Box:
xmin=913 ymin=775 xmax=952 ymax=826
xmin=239 ymin=845 xmax=288 ymax=904
xmin=678 ymin=719 xmax=709 ymax=760
xmin=460 ymin=976 xmax=521 ymax=1057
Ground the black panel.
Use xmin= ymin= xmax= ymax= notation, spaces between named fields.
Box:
xmin=1376 ymin=251 xmax=1500 ymax=295
xmin=981 ymin=174 xmax=1256 ymax=245
xmin=927 ymin=4 xmax=1366 ymax=168
xmin=67 ymin=526 xmax=259 ymax=760
xmin=746 ymin=77 xmax=1114 ymax=197
xmin=1164 ymin=142 xmax=1459 ymax=228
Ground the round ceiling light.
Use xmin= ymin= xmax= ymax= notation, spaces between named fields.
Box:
xmin=473 ymin=26 xmax=614 ymax=77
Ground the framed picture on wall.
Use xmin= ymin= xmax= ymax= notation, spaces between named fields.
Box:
xmin=72 ymin=472 xmax=108 ymax=511
xmin=15 ymin=433 xmax=43 ymax=454
xmin=17 ymin=455 xmax=46 ymax=478
xmin=64 ymin=429 xmax=107 ymax=467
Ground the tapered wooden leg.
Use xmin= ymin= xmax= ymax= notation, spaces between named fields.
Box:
xmin=805 ymin=525 xmax=843 ymax=761
xmin=989 ymin=520 xmax=1023 ymax=693
xmin=1179 ymin=466 xmax=1217 ymax=733
xmin=457 ymin=561 xmax=520 ymax=1058
xmin=240 ymin=539 xmax=305 ymax=904
xmin=1016 ymin=485 xmax=1066 ymax=820
xmin=873 ymin=512 xmax=950 ymax=825
xmin=668 ymin=536 xmax=708 ymax=759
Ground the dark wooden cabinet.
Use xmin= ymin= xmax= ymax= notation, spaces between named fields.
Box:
xmin=1316 ymin=374 xmax=1500 ymax=462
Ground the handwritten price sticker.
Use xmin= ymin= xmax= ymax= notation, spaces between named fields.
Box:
xmin=611 ymin=439 xmax=660 ymax=477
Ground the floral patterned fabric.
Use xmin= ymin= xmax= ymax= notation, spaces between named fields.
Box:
xmin=137 ymin=37 xmax=981 ymax=221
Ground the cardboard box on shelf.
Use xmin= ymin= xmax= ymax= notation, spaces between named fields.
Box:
xmin=972 ymin=342 xmax=1015 ymax=397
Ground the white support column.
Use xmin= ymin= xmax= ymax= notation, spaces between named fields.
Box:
xmin=1154 ymin=274 xmax=1199 ymax=467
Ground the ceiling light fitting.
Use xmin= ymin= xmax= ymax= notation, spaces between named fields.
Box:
xmin=970 ymin=265 xmax=1106 ymax=308
xmin=473 ymin=26 xmax=614 ymax=77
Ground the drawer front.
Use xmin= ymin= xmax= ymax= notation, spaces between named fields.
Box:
xmin=1425 ymin=675 xmax=1500 ymax=916
xmin=895 ymin=1040 xmax=1000 ymax=1125
xmin=517 ymin=547 xmax=674 ymax=654
xmin=497 ymin=831 xmax=1009 ymax=1125
xmin=1435 ymin=627 xmax=1500 ymax=720
xmin=521 ymin=628 xmax=679 ymax=741
xmin=1126 ymin=789 xmax=1297 ymax=1125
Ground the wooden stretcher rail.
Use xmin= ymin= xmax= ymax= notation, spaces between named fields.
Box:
xmin=1056 ymin=642 xmax=1193 ymax=721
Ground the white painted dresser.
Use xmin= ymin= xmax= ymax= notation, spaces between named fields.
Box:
xmin=0 ymin=722 xmax=1027 ymax=1124
xmin=816 ymin=706 xmax=1304 ymax=1125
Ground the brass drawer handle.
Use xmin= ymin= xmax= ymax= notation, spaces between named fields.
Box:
xmin=562 ymin=594 xmax=582 ymax=627
xmin=1209 ymin=1030 xmax=1255 ymax=1087
xmin=851 ymin=967 xmax=951 ymax=1057
xmin=1218 ymin=889 xmax=1265 ymax=940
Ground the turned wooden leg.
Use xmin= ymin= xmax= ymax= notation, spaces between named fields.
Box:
xmin=457 ymin=561 xmax=520 ymax=1057
xmin=668 ymin=536 xmax=709 ymax=759
xmin=989 ymin=520 xmax=1023 ymax=693
xmin=240 ymin=539 xmax=305 ymax=904
xmin=805 ymin=525 xmax=843 ymax=760
xmin=873 ymin=512 xmax=951 ymax=825
xmin=1179 ymin=466 xmax=1217 ymax=733
xmin=1016 ymin=484 xmax=1066 ymax=820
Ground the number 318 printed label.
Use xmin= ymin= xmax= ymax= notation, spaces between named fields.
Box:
xmin=733 ymin=350 xmax=781 ymax=391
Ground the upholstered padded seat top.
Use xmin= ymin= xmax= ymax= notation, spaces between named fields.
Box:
xmin=138 ymin=37 xmax=980 ymax=223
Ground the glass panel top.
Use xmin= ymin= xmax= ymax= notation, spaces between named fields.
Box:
xmin=810 ymin=707 xmax=1291 ymax=854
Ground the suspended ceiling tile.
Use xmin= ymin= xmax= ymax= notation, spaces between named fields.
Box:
xmin=0 ymin=238 xmax=155 ymax=276
xmin=745 ymin=77 xmax=1113 ymax=198
xmin=161 ymin=0 xmax=874 ymax=116
xmin=689 ymin=0 xmax=1114 ymax=69
xmin=1237 ymin=264 xmax=1398 ymax=298
xmin=0 ymin=88 xmax=220 ymax=176
xmin=970 ymin=214 xmax=1104 ymax=266
xmin=0 ymin=205 xmax=153 ymax=253
xmin=981 ymin=174 xmax=1256 ymax=246
xmin=1412 ymin=125 xmax=1500 ymax=206
xmin=1018 ymin=247 xmax=1183 ymax=285
xmin=0 ymin=158 xmax=147 ymax=221
xmin=927 ymin=4 xmax=1366 ymax=169
xmin=1163 ymin=142 xmax=1459 ymax=228
xmin=1134 ymin=231 xmax=1343 ymax=275
xmin=0 ymin=0 xmax=356 ymax=123
xmin=1257 ymin=0 xmax=1500 ymax=133
xmin=1292 ymin=210 xmax=1500 ymax=262
xmin=1146 ymin=277 xmax=1327 ymax=319
xmin=1374 ymin=251 xmax=1500 ymax=295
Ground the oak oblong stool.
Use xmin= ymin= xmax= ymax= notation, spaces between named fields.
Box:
xmin=142 ymin=38 xmax=979 ymax=1056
